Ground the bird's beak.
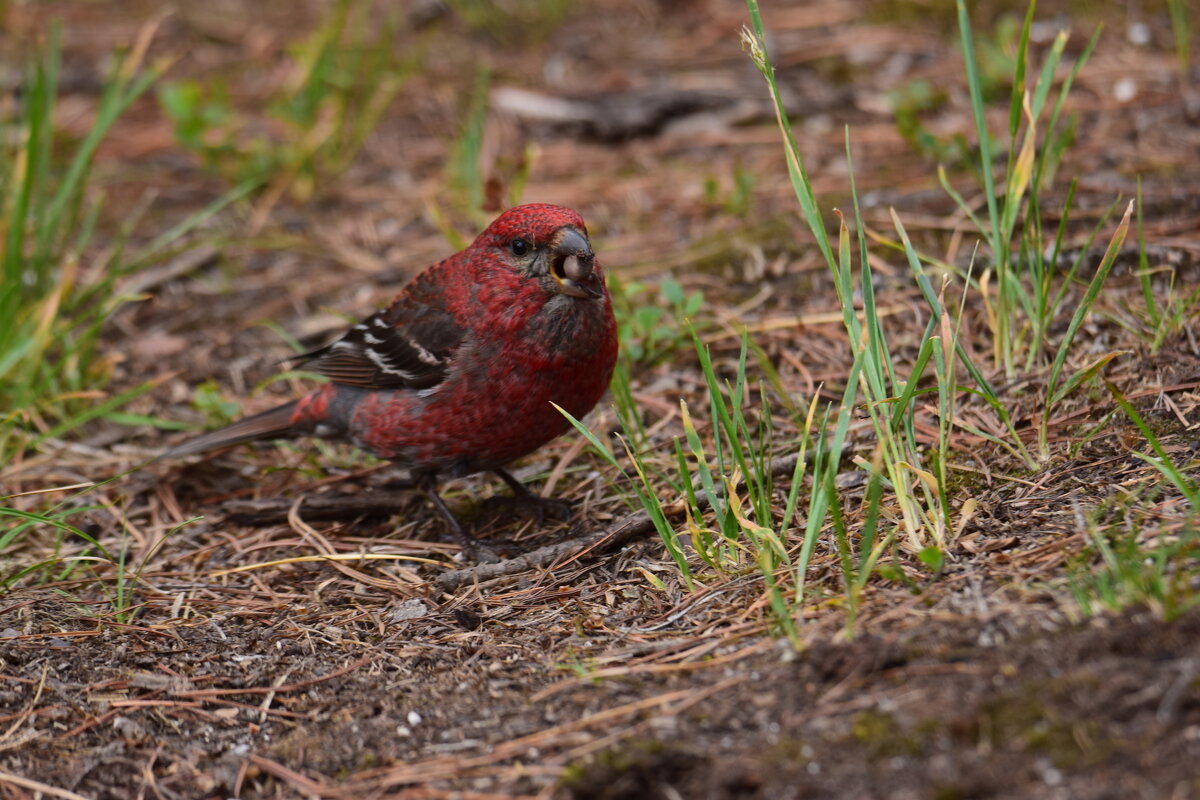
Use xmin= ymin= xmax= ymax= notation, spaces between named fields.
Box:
xmin=550 ymin=228 xmax=602 ymax=299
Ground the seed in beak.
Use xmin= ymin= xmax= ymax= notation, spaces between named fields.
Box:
xmin=550 ymin=228 xmax=601 ymax=299
xmin=552 ymin=254 xmax=601 ymax=299
xmin=562 ymin=254 xmax=590 ymax=282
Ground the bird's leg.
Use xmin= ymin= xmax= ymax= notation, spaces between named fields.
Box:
xmin=377 ymin=476 xmax=419 ymax=492
xmin=486 ymin=467 xmax=573 ymax=524
xmin=417 ymin=475 xmax=501 ymax=564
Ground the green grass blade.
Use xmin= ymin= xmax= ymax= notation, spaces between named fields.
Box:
xmin=957 ymin=0 xmax=1002 ymax=268
xmin=1105 ymin=381 xmax=1199 ymax=507
xmin=1041 ymin=201 xmax=1132 ymax=454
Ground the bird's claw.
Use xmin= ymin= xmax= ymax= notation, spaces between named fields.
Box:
xmin=465 ymin=536 xmax=529 ymax=562
xmin=482 ymin=493 xmax=573 ymax=525
xmin=462 ymin=541 xmax=502 ymax=564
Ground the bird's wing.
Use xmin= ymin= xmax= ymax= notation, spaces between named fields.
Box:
xmin=292 ymin=274 xmax=466 ymax=391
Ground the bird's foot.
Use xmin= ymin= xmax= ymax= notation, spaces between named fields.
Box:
xmin=481 ymin=492 xmax=572 ymax=525
xmin=459 ymin=538 xmax=502 ymax=564
xmin=462 ymin=535 xmax=530 ymax=563
xmin=428 ymin=514 xmax=508 ymax=564
xmin=420 ymin=479 xmax=524 ymax=563
xmin=486 ymin=468 xmax=573 ymax=525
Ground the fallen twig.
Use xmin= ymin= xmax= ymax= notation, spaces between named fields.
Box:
xmin=223 ymin=491 xmax=415 ymax=524
xmin=433 ymin=509 xmax=656 ymax=594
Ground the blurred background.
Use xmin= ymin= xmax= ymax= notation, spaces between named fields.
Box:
xmin=0 ymin=0 xmax=1193 ymax=459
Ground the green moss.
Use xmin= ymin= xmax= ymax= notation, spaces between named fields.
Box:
xmin=559 ymin=738 xmax=669 ymax=786
xmin=913 ymin=716 xmax=946 ymax=740
xmin=764 ymin=734 xmax=811 ymax=767
xmin=559 ymin=739 xmax=700 ymax=798
xmin=851 ymin=710 xmax=922 ymax=760
xmin=444 ymin=0 xmax=570 ymax=44
xmin=865 ymin=0 xmax=960 ymax=31
xmin=931 ymin=785 xmax=972 ymax=800
xmin=976 ymin=675 xmax=1110 ymax=768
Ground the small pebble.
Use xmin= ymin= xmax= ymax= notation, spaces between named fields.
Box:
xmin=1113 ymin=78 xmax=1137 ymax=103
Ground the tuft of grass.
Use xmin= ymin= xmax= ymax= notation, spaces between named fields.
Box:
xmin=1068 ymin=507 xmax=1198 ymax=622
xmin=564 ymin=0 xmax=1177 ymax=643
xmin=0 ymin=22 xmax=259 ymax=465
xmin=448 ymin=66 xmax=493 ymax=225
xmin=433 ymin=66 xmax=533 ymax=241
xmin=445 ymin=0 xmax=571 ymax=44
xmin=159 ymin=0 xmax=412 ymax=216
xmin=1106 ymin=382 xmax=1200 ymax=509
xmin=609 ymin=276 xmax=704 ymax=367
xmin=569 ymin=0 xmax=995 ymax=640
xmin=1168 ymin=0 xmax=1191 ymax=72
xmin=0 ymin=21 xmax=255 ymax=596
xmin=560 ymin=331 xmax=814 ymax=644
xmin=947 ymin=0 xmax=1107 ymax=384
xmin=0 ymin=483 xmax=197 ymax=620
xmin=1118 ymin=180 xmax=1200 ymax=353
xmin=0 ymin=23 xmax=159 ymax=461
xmin=743 ymin=4 xmax=975 ymax=568
xmin=727 ymin=0 xmax=1135 ymax=633
xmin=0 ymin=22 xmax=201 ymax=463
xmin=702 ymin=160 xmax=756 ymax=219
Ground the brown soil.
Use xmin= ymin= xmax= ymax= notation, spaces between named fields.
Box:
xmin=3 ymin=1 xmax=1200 ymax=799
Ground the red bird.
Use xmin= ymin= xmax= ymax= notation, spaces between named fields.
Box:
xmin=166 ymin=204 xmax=619 ymax=560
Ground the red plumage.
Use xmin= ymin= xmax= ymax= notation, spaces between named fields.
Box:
xmin=165 ymin=204 xmax=619 ymax=558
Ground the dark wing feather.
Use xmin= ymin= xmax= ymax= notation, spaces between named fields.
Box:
xmin=293 ymin=273 xmax=466 ymax=391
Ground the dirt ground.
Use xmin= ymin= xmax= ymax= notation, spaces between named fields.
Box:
xmin=2 ymin=1 xmax=1200 ymax=798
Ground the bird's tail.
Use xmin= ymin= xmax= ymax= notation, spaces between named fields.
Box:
xmin=162 ymin=400 xmax=299 ymax=459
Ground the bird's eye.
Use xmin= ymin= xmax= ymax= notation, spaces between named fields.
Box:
xmin=510 ymin=238 xmax=530 ymax=256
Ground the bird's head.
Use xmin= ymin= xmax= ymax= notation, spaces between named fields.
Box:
xmin=476 ymin=204 xmax=604 ymax=300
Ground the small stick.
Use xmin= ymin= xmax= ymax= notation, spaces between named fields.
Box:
xmin=433 ymin=510 xmax=656 ymax=594
xmin=223 ymin=492 xmax=415 ymax=524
